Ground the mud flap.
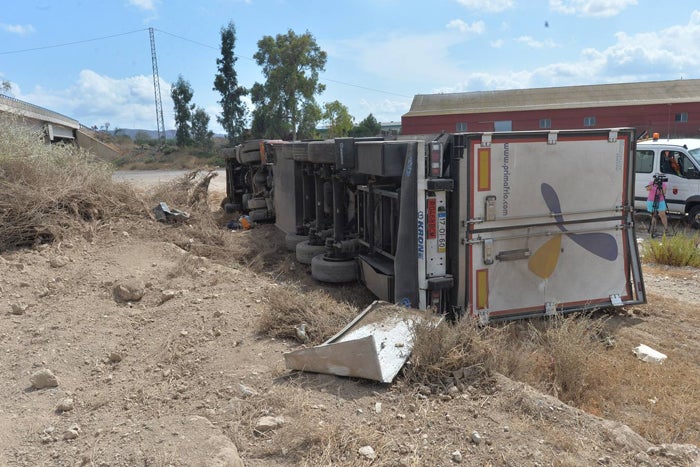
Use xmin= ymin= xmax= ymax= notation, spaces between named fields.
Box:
xmin=283 ymin=301 xmax=439 ymax=383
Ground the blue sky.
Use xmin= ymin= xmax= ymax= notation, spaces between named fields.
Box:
xmin=2 ymin=0 xmax=700 ymax=134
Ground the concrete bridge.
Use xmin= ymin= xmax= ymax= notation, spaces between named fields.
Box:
xmin=0 ymin=94 xmax=121 ymax=160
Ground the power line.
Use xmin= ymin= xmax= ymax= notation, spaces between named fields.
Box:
xmin=0 ymin=27 xmax=412 ymax=100
xmin=154 ymin=28 xmax=410 ymax=98
xmin=0 ymin=28 xmax=149 ymax=55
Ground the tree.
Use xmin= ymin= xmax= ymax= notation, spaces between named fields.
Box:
xmin=297 ymin=101 xmax=322 ymax=140
xmin=349 ymin=113 xmax=382 ymax=137
xmin=250 ymin=29 xmax=327 ymax=140
xmin=322 ymin=100 xmax=354 ymax=138
xmin=213 ymin=21 xmax=248 ymax=146
xmin=191 ymin=107 xmax=214 ymax=149
xmin=1 ymin=80 xmax=11 ymax=94
xmin=171 ymin=75 xmax=194 ymax=147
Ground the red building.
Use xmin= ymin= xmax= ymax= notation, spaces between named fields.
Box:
xmin=401 ymin=79 xmax=700 ymax=138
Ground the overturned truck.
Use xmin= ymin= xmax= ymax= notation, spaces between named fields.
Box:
xmin=227 ymin=129 xmax=646 ymax=324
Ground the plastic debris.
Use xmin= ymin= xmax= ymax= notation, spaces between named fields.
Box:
xmin=633 ymin=344 xmax=667 ymax=364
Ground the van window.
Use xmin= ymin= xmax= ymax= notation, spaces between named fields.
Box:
xmin=635 ymin=149 xmax=654 ymax=174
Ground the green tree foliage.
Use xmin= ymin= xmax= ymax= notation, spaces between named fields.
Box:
xmin=297 ymin=101 xmax=322 ymax=140
xmin=213 ymin=21 xmax=248 ymax=146
xmin=1 ymin=80 xmax=11 ymax=94
xmin=349 ymin=113 xmax=382 ymax=137
xmin=322 ymin=100 xmax=354 ymax=138
xmin=191 ymin=107 xmax=214 ymax=150
xmin=250 ymin=29 xmax=327 ymax=140
xmin=171 ymin=75 xmax=194 ymax=147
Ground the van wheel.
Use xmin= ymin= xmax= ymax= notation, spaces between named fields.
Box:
xmin=296 ymin=240 xmax=326 ymax=264
xmin=689 ymin=205 xmax=700 ymax=229
xmin=284 ymin=233 xmax=307 ymax=252
xmin=311 ymin=255 xmax=358 ymax=283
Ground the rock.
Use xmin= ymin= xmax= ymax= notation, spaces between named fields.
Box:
xmin=10 ymin=302 xmax=28 ymax=315
xmin=359 ymin=445 xmax=376 ymax=460
xmin=112 ymin=279 xmax=145 ymax=303
xmin=108 ymin=352 xmax=123 ymax=363
xmin=255 ymin=416 xmax=284 ymax=433
xmin=374 ymin=402 xmax=382 ymax=414
xmin=159 ymin=289 xmax=177 ymax=304
xmin=471 ymin=431 xmax=482 ymax=445
xmin=238 ymin=384 xmax=257 ymax=398
xmin=30 ymin=369 xmax=59 ymax=389
xmin=49 ymin=256 xmax=70 ymax=268
xmin=63 ymin=424 xmax=81 ymax=440
xmin=55 ymin=398 xmax=74 ymax=412
xmin=451 ymin=450 xmax=463 ymax=463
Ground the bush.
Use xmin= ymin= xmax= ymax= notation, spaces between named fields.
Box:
xmin=643 ymin=234 xmax=700 ymax=267
xmin=0 ymin=116 xmax=141 ymax=250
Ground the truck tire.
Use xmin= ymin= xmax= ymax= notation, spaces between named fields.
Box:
xmin=689 ymin=205 xmax=700 ymax=229
xmin=284 ymin=233 xmax=307 ymax=252
xmin=296 ymin=240 xmax=326 ymax=264
xmin=311 ymin=255 xmax=358 ymax=283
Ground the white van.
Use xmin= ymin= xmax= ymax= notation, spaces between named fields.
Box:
xmin=635 ymin=135 xmax=700 ymax=228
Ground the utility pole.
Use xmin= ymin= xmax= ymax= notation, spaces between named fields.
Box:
xmin=149 ymin=27 xmax=166 ymax=144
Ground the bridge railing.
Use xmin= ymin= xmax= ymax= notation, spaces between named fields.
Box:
xmin=0 ymin=93 xmax=80 ymax=129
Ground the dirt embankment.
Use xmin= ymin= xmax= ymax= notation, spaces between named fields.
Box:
xmin=0 ymin=178 xmax=699 ymax=466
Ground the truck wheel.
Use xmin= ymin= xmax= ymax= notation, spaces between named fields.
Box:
xmin=689 ymin=205 xmax=700 ymax=229
xmin=296 ymin=240 xmax=326 ymax=264
xmin=311 ymin=255 xmax=358 ymax=283
xmin=284 ymin=233 xmax=307 ymax=252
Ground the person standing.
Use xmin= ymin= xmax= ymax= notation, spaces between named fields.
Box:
xmin=646 ymin=175 xmax=668 ymax=235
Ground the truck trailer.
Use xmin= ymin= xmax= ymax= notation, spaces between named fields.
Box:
xmin=225 ymin=128 xmax=646 ymax=324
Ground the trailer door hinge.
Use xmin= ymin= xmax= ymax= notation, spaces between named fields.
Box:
xmin=483 ymin=238 xmax=494 ymax=265
xmin=481 ymin=133 xmax=492 ymax=147
xmin=608 ymin=130 xmax=618 ymax=143
xmin=484 ymin=195 xmax=497 ymax=221
xmin=478 ymin=309 xmax=490 ymax=325
xmin=547 ymin=131 xmax=558 ymax=145
xmin=609 ymin=294 xmax=623 ymax=306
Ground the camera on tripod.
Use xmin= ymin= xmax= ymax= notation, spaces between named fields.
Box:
xmin=653 ymin=173 xmax=668 ymax=187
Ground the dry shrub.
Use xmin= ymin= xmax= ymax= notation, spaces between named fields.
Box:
xmin=257 ymin=286 xmax=359 ymax=345
xmin=642 ymin=233 xmax=700 ymax=267
xmin=0 ymin=116 xmax=141 ymax=250
xmin=230 ymin=387 xmax=385 ymax=466
xmin=473 ymin=313 xmax=616 ymax=413
xmin=404 ymin=317 xmax=509 ymax=388
xmin=405 ymin=312 xmax=614 ymax=407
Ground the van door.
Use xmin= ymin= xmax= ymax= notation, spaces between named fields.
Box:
xmin=658 ymin=149 xmax=700 ymax=215
xmin=634 ymin=147 xmax=655 ymax=211
xmin=462 ymin=129 xmax=644 ymax=323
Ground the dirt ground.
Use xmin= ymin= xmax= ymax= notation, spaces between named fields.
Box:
xmin=0 ymin=181 xmax=699 ymax=466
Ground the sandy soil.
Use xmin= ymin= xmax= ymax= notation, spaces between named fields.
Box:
xmin=1 ymin=178 xmax=699 ymax=466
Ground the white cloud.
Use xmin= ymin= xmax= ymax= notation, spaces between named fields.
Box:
xmin=447 ymin=19 xmax=486 ymax=34
xmin=549 ymin=0 xmax=638 ymax=18
xmin=17 ymin=70 xmax=176 ymax=130
xmin=440 ymin=10 xmax=700 ymax=94
xmin=456 ymin=0 xmax=514 ymax=13
xmin=516 ymin=35 xmax=558 ymax=48
xmin=358 ymin=98 xmax=411 ymax=122
xmin=127 ymin=0 xmax=159 ymax=10
xmin=1 ymin=23 xmax=36 ymax=36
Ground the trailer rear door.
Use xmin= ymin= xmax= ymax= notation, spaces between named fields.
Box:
xmin=461 ymin=129 xmax=645 ymax=322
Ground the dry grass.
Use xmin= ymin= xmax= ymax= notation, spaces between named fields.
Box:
xmin=257 ymin=286 xmax=360 ymax=345
xmin=0 ymin=116 xmax=142 ymax=250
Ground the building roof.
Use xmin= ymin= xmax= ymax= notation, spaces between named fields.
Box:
xmin=403 ymin=79 xmax=700 ymax=117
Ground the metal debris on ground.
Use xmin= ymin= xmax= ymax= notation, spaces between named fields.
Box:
xmin=152 ymin=202 xmax=190 ymax=223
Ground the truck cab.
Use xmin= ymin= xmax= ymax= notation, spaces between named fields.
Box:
xmin=634 ymin=135 xmax=700 ymax=228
